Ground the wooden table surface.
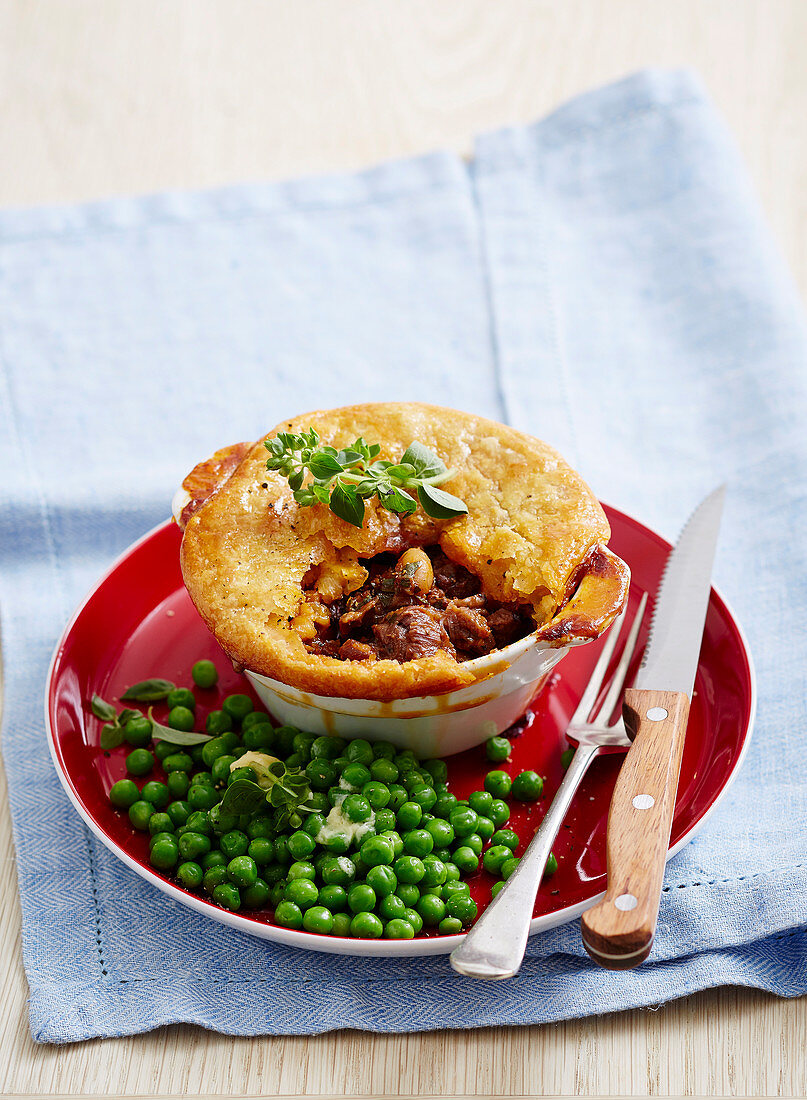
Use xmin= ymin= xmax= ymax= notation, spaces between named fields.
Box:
xmin=1 ymin=2 xmax=805 ymax=1096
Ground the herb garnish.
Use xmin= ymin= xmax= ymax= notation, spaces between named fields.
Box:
xmin=90 ymin=694 xmax=139 ymax=749
xmin=220 ymin=760 xmax=313 ymax=832
xmin=264 ymin=430 xmax=468 ymax=529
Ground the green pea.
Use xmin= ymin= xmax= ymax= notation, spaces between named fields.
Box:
xmin=109 ymin=779 xmax=140 ymax=809
xmin=433 ymin=791 xmax=458 ymax=818
xmin=485 ymin=735 xmax=511 ymax=762
xmin=461 ymin=833 xmax=484 ymax=857
xmin=395 ymin=880 xmax=419 ymax=906
xmin=397 ymin=801 xmax=422 ymax=830
xmin=128 ymin=799 xmax=155 ymax=830
xmin=483 ymin=845 xmax=513 ymax=874
xmin=201 ymin=851 xmax=227 ymax=870
xmin=227 ymin=855 xmax=258 ymax=888
xmin=410 ymin=785 xmax=437 ymax=811
xmin=274 ymin=899 xmax=304 ymax=929
xmin=167 ymin=770 xmax=191 ymax=798
xmin=321 ymin=856 xmax=355 ymax=886
xmin=384 ymin=917 xmax=415 ymax=939
xmin=243 ymin=725 xmax=275 ymax=751
xmin=544 ymin=852 xmax=558 ymax=877
xmin=305 ymin=758 xmax=337 ymax=791
xmin=348 ymin=883 xmax=376 ymax=914
xmin=381 ymin=830 xmax=404 ymax=859
xmin=167 ymin=688 xmax=196 ymax=711
xmin=350 ymin=911 xmax=383 ymax=939
xmin=176 ymin=861 xmax=204 ymax=890
xmin=185 ymin=810 xmax=213 ymax=835
xmin=442 ymin=879 xmax=470 ymax=899
xmin=452 ymin=846 xmax=479 ymax=874
xmin=345 ymin=738 xmax=374 ymax=766
xmin=222 ymin=694 xmax=253 ymax=722
xmin=438 ymin=916 xmax=464 ymax=934
xmin=561 ymin=747 xmax=576 ymax=770
xmin=273 ymin=837 xmax=291 ymax=866
xmin=150 ymin=740 xmax=171 ymax=763
xmin=147 ymin=812 xmax=174 ymax=836
xmin=365 ymin=864 xmax=397 ymax=897
xmin=178 ymin=829 xmax=211 ymax=859
xmin=163 ymin=752 xmax=194 ymax=774
xmin=402 ymin=829 xmax=433 ymax=858
xmin=149 ymin=835 xmax=179 ymax=870
xmin=361 ymin=781 xmax=391 ymax=810
xmin=247 ymin=815 xmax=276 ymax=840
xmin=449 ymin=806 xmax=478 ymax=837
xmin=416 ymin=893 xmax=446 ymax=926
xmin=489 ymin=799 xmax=510 ymax=828
xmin=373 ymin=808 xmax=397 ymax=833
xmin=512 ymin=770 xmax=543 ymax=801
xmin=203 ymin=866 xmax=229 ymax=894
xmin=124 ymin=716 xmax=153 ymax=748
xmin=369 ymin=758 xmax=399 ymax=785
xmin=484 ymin=770 xmax=511 ymax=798
xmin=309 ymin=735 xmax=342 ymax=760
xmin=341 ymin=762 xmax=372 ymax=789
xmin=191 ymin=660 xmax=218 ymax=689
xmin=201 ymin=736 xmax=229 ymax=768
xmin=242 ymin=878 xmax=271 ymax=908
xmin=359 ymin=835 xmax=395 ymax=868
xmin=386 ymin=784 xmax=408 ymax=811
xmin=126 ymin=748 xmax=154 ymax=777
xmin=188 ymin=785 xmax=219 ymax=811
xmin=211 ymin=755 xmax=238 ymax=784
xmin=421 ymin=857 xmax=447 ymax=887
xmin=241 ymin=710 xmax=271 ymax=732
xmin=500 ymin=856 xmax=520 ymax=880
xmin=247 ymin=837 xmax=274 ymax=865
xmin=284 ymin=878 xmax=318 ymax=910
xmin=167 ymin=706 xmax=195 ymax=732
xmin=318 ymin=884 xmax=348 ymax=913
xmin=287 ymin=860 xmax=316 ymax=881
xmin=212 ymin=882 xmax=241 ymax=911
xmin=491 ymin=828 xmax=520 ymax=851
xmin=149 ymin=830 xmax=174 ymax=849
xmin=446 ymin=893 xmax=478 ymax=926
xmin=205 ymin=710 xmax=233 ymax=736
xmin=329 ymin=912 xmax=351 ymax=937
xmin=444 ymin=863 xmax=461 ymax=883
xmin=394 ymin=855 xmax=425 ymax=884
xmin=490 ymin=880 xmax=505 ymax=899
xmin=342 ymin=794 xmax=372 ymax=824
xmin=219 ymin=830 xmax=249 ymax=859
xmin=468 ymin=790 xmax=494 ymax=817
xmin=302 ymin=905 xmax=334 ymax=935
xmin=306 ymin=792 xmax=330 ymax=814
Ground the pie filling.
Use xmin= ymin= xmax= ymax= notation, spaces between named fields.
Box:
xmin=301 ymin=547 xmax=534 ymax=663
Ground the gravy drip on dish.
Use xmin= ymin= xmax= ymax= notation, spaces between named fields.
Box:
xmin=303 ymin=547 xmax=534 ymax=663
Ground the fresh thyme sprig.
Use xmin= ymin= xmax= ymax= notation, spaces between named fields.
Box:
xmin=264 ymin=430 xmax=468 ymax=529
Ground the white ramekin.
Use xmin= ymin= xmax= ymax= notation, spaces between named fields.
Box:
xmin=245 ymin=632 xmax=587 ymax=758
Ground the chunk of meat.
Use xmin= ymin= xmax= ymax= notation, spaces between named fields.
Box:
xmin=443 ymin=603 xmax=495 ymax=656
xmin=488 ymin=607 xmax=530 ymax=648
xmin=430 ymin=551 xmax=480 ymax=599
xmin=372 ymin=606 xmax=455 ymax=662
xmin=338 ymin=638 xmax=377 ymax=661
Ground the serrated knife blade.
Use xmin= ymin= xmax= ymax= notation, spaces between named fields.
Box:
xmin=635 ymin=484 xmax=726 ymax=698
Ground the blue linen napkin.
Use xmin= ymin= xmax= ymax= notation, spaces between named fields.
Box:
xmin=2 ymin=68 xmax=806 ymax=1043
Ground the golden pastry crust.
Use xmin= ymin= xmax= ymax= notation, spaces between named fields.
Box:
xmin=180 ymin=402 xmax=619 ymax=700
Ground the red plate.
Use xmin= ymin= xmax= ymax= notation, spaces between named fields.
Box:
xmin=46 ymin=505 xmax=755 ymax=957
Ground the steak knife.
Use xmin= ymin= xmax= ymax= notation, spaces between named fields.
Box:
xmin=580 ymin=485 xmax=726 ymax=969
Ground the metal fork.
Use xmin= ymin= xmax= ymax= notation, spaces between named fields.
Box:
xmin=450 ymin=592 xmax=649 ymax=980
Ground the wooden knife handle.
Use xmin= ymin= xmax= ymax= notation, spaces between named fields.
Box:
xmin=580 ymin=688 xmax=690 ymax=969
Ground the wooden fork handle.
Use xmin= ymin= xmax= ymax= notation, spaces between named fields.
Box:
xmin=580 ymin=688 xmax=690 ymax=969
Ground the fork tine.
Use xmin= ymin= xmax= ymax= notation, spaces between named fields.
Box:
xmin=568 ymin=600 xmax=631 ymax=726
xmin=590 ymin=591 xmax=648 ymax=726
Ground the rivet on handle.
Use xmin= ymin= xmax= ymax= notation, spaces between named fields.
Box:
xmin=632 ymin=794 xmax=655 ymax=810
xmin=614 ymin=893 xmax=638 ymax=911
xmin=646 ymin=706 xmax=668 ymax=721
